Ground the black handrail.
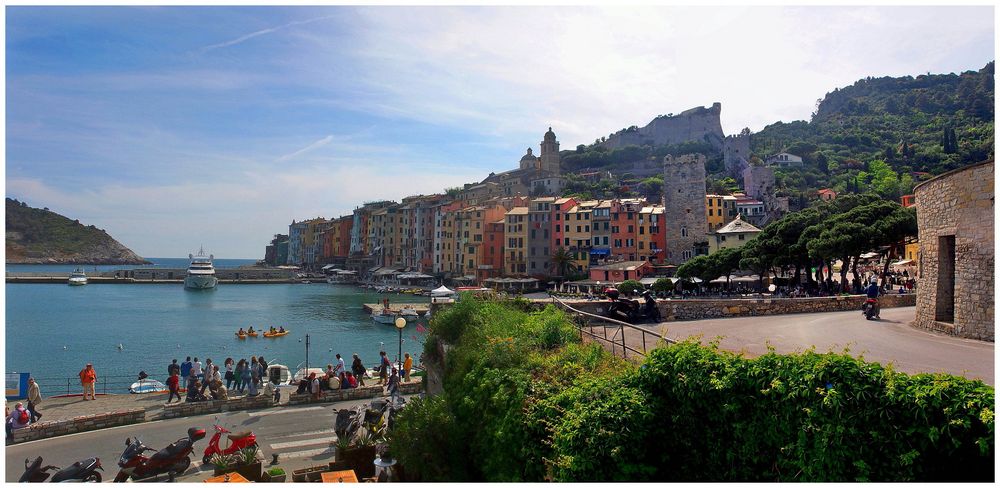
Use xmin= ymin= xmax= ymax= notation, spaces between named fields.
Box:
xmin=550 ymin=296 xmax=674 ymax=360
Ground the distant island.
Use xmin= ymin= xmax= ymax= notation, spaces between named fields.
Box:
xmin=5 ymin=198 xmax=150 ymax=265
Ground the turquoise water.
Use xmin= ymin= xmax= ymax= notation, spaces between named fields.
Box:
xmin=6 ymin=263 xmax=430 ymax=391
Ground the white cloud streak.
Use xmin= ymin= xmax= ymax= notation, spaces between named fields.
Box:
xmin=200 ymin=15 xmax=337 ymax=53
xmin=276 ymin=135 xmax=335 ymax=162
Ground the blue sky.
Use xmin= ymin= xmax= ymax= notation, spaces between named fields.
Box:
xmin=5 ymin=6 xmax=994 ymax=258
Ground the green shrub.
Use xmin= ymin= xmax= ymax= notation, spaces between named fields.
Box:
xmin=616 ymin=279 xmax=644 ymax=295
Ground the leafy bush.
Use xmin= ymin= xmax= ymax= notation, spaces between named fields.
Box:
xmin=616 ymin=279 xmax=644 ymax=295
xmin=266 ymin=467 xmax=285 ymax=476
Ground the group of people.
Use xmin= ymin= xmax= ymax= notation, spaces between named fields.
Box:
xmin=295 ymin=351 xmax=413 ymax=403
xmin=5 ymin=377 xmax=43 ymax=444
xmin=165 ymin=355 xmax=273 ymax=404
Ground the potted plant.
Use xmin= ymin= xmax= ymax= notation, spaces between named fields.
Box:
xmin=234 ymin=445 xmax=263 ymax=482
xmin=261 ymin=467 xmax=286 ymax=483
xmin=211 ymin=454 xmax=238 ymax=477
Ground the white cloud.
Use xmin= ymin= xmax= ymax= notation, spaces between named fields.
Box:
xmin=276 ymin=135 xmax=335 ymax=162
xmin=200 ymin=15 xmax=338 ymax=53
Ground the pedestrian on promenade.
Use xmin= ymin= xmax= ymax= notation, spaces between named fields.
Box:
xmin=79 ymin=363 xmax=97 ymax=400
xmin=192 ymin=357 xmax=203 ymax=380
xmin=351 ymin=354 xmax=367 ymax=386
xmin=201 ymin=360 xmax=214 ymax=395
xmin=402 ymin=353 xmax=412 ymax=382
xmin=6 ymin=402 xmax=30 ymax=444
xmin=234 ymin=359 xmax=246 ymax=394
xmin=166 ymin=371 xmax=181 ymax=403
xmin=335 ymin=354 xmax=346 ymax=382
xmin=378 ymin=351 xmax=391 ymax=385
xmin=224 ymin=358 xmax=235 ymax=390
xmin=258 ymin=356 xmax=268 ymax=379
xmin=26 ymin=378 xmax=42 ymax=423
xmin=310 ymin=373 xmax=322 ymax=400
xmin=168 ymin=359 xmax=179 ymax=377
xmin=248 ymin=358 xmax=260 ymax=397
xmin=180 ymin=357 xmax=192 ymax=381
xmin=386 ymin=368 xmax=401 ymax=404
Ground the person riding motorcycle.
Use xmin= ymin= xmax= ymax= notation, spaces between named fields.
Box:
xmin=864 ymin=280 xmax=881 ymax=319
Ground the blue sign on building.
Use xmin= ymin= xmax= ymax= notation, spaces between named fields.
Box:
xmin=5 ymin=372 xmax=30 ymax=400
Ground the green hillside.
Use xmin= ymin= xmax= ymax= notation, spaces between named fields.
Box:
xmin=6 ymin=198 xmax=149 ymax=264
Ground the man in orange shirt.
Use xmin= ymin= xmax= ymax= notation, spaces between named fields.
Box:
xmin=79 ymin=363 xmax=97 ymax=400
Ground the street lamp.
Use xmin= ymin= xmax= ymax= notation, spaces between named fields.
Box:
xmin=394 ymin=317 xmax=406 ymax=374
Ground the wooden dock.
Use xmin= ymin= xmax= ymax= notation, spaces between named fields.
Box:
xmin=362 ymin=303 xmax=430 ymax=315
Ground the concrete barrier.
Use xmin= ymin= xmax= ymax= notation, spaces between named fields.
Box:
xmin=12 ymin=408 xmax=145 ymax=443
xmin=553 ymin=293 xmax=916 ymax=322
xmin=286 ymin=382 xmax=423 ymax=406
xmin=160 ymin=394 xmax=273 ymax=419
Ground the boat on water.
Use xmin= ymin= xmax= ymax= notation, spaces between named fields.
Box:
xmin=68 ymin=268 xmax=88 ymax=286
xmin=399 ymin=306 xmax=420 ymax=322
xmin=266 ymin=363 xmax=291 ymax=385
xmin=372 ymin=306 xmax=397 ymax=325
xmin=291 ymin=364 xmax=327 ymax=384
xmin=129 ymin=378 xmax=168 ymax=394
xmin=184 ymin=247 xmax=218 ymax=290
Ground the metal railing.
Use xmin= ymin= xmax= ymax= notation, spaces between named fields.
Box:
xmin=30 ymin=374 xmax=142 ymax=397
xmin=550 ymin=296 xmax=674 ymax=360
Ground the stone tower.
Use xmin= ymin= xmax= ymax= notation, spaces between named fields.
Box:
xmin=662 ymin=154 xmax=708 ymax=265
xmin=540 ymin=127 xmax=561 ymax=174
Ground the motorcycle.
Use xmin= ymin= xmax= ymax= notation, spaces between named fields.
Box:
xmin=605 ymin=288 xmax=661 ymax=323
xmin=113 ymin=427 xmax=205 ymax=482
xmin=202 ymin=421 xmax=257 ymax=464
xmin=19 ymin=456 xmax=103 ymax=483
xmin=862 ymin=298 xmax=880 ymax=320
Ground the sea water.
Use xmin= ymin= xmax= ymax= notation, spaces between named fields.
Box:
xmin=5 ymin=259 xmax=430 ymax=391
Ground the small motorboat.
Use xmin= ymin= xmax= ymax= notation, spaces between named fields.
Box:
xmin=372 ymin=307 xmax=397 ymax=325
xmin=399 ymin=306 xmax=420 ymax=322
xmin=267 ymin=363 xmax=291 ymax=385
xmin=263 ymin=330 xmax=289 ymax=338
xmin=68 ymin=268 xmax=88 ymax=286
xmin=130 ymin=372 xmax=167 ymax=394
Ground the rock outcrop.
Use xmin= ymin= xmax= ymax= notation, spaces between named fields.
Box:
xmin=601 ymin=103 xmax=726 ymax=150
xmin=6 ymin=198 xmax=150 ymax=264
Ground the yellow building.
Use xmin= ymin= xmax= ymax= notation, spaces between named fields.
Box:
xmin=505 ymin=207 xmax=529 ymax=276
xmin=637 ymin=206 xmax=665 ymax=263
xmin=563 ymin=202 xmax=595 ymax=274
xmin=706 ymin=194 xmax=738 ymax=232
xmin=708 ymin=215 xmax=762 ymax=254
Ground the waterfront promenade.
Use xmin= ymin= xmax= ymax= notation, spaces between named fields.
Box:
xmin=586 ymin=306 xmax=994 ymax=384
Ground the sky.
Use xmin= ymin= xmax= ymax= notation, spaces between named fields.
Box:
xmin=5 ymin=6 xmax=994 ymax=259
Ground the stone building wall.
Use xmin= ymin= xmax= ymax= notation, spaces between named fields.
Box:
xmin=662 ymin=154 xmax=708 ymax=264
xmin=912 ymin=160 xmax=994 ymax=341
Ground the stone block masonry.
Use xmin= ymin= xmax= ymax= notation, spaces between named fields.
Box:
xmin=160 ymin=393 xmax=274 ymax=419
xmin=12 ymin=408 xmax=145 ymax=443
xmin=912 ymin=160 xmax=994 ymax=341
xmin=286 ymin=381 xmax=423 ymax=406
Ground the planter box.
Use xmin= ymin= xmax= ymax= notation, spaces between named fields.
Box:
xmin=213 ymin=465 xmax=239 ymax=477
xmin=261 ymin=470 xmax=287 ymax=483
xmin=291 ymin=465 xmax=328 ymax=482
xmin=235 ymin=461 xmax=262 ymax=482
xmin=337 ymin=446 xmax=377 ymax=480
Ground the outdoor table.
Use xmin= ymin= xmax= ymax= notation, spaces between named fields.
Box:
xmin=204 ymin=472 xmax=250 ymax=482
xmin=321 ymin=470 xmax=359 ymax=482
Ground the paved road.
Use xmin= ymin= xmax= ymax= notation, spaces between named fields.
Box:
xmin=592 ymin=307 xmax=993 ymax=385
xmin=6 ymin=395 xmax=412 ymax=482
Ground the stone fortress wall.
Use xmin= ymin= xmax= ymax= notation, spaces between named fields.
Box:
xmin=912 ymin=160 xmax=994 ymax=341
xmin=602 ymin=103 xmax=725 ymax=150
xmin=662 ymin=154 xmax=708 ymax=265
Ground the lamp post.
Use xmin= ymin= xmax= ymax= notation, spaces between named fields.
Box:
xmin=394 ymin=317 xmax=406 ymax=374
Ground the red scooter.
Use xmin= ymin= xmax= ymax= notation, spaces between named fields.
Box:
xmin=113 ymin=427 xmax=205 ymax=482
xmin=202 ymin=421 xmax=257 ymax=464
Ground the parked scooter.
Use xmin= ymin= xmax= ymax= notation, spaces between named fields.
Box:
xmin=605 ymin=288 xmax=661 ymax=323
xmin=202 ymin=421 xmax=257 ymax=464
xmin=19 ymin=456 xmax=104 ymax=482
xmin=113 ymin=427 xmax=205 ymax=482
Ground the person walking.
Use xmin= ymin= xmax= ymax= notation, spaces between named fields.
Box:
xmin=335 ymin=354 xmax=346 ymax=382
xmin=386 ymin=368 xmax=401 ymax=404
xmin=351 ymin=354 xmax=367 ymax=386
xmin=224 ymin=358 xmax=235 ymax=390
xmin=26 ymin=378 xmax=42 ymax=423
xmin=79 ymin=363 xmax=97 ymax=400
xmin=378 ymin=351 xmax=391 ymax=385
xmin=402 ymin=353 xmax=413 ymax=382
xmin=200 ymin=359 xmax=214 ymax=395
xmin=234 ymin=360 xmax=246 ymax=394
xmin=166 ymin=370 xmax=181 ymax=404
xmin=180 ymin=357 xmax=192 ymax=382
xmin=168 ymin=359 xmax=180 ymax=378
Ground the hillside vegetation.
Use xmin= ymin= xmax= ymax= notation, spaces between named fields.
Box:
xmin=6 ymin=198 xmax=149 ymax=264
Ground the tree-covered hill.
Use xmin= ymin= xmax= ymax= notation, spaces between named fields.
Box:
xmin=753 ymin=61 xmax=994 ymax=201
xmin=6 ymin=198 xmax=149 ymax=264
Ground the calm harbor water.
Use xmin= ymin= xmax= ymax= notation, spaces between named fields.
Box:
xmin=6 ymin=259 xmax=429 ymax=390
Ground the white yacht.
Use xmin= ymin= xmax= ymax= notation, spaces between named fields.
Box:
xmin=68 ymin=268 xmax=88 ymax=286
xmin=184 ymin=247 xmax=219 ymax=290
